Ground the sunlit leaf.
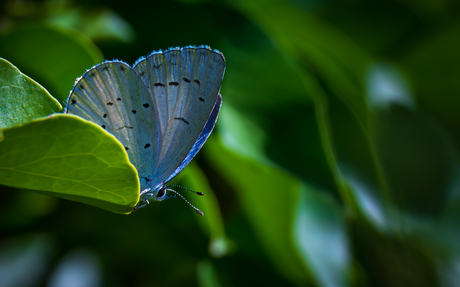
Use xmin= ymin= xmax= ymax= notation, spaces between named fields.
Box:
xmin=0 ymin=114 xmax=139 ymax=214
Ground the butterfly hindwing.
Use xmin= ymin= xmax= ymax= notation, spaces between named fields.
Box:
xmin=66 ymin=61 xmax=160 ymax=179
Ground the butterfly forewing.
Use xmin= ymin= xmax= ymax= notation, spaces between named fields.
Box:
xmin=133 ymin=47 xmax=225 ymax=186
xmin=66 ymin=62 xmax=160 ymax=180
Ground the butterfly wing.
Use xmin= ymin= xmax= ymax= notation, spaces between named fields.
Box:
xmin=164 ymin=93 xmax=222 ymax=183
xmin=65 ymin=61 xmax=160 ymax=186
xmin=133 ymin=46 xmax=225 ymax=186
xmin=66 ymin=46 xmax=225 ymax=196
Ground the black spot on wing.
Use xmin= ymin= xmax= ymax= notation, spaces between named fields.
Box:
xmin=183 ymin=77 xmax=191 ymax=83
xmin=107 ymin=102 xmax=114 ymax=106
xmin=194 ymin=79 xmax=200 ymax=85
xmin=103 ymin=113 xmax=107 ymax=118
xmin=101 ymin=124 xmax=106 ymax=129
xmin=169 ymin=82 xmax=179 ymax=86
xmin=103 ymin=66 xmax=109 ymax=71
xmin=154 ymin=83 xmax=165 ymax=87
xmin=140 ymin=71 xmax=145 ymax=76
xmin=90 ymin=72 xmax=95 ymax=77
xmin=174 ymin=117 xmax=189 ymax=124
xmin=117 ymin=97 xmax=121 ymax=101
xmin=143 ymin=103 xmax=149 ymax=108
xmin=120 ymin=66 xmax=125 ymax=71
xmin=71 ymin=99 xmax=76 ymax=105
xmin=132 ymin=110 xmax=137 ymax=114
xmin=199 ymin=97 xmax=204 ymax=102
xmin=125 ymin=147 xmax=129 ymax=151
xmin=144 ymin=143 xmax=151 ymax=148
xmin=80 ymin=85 xmax=85 ymax=90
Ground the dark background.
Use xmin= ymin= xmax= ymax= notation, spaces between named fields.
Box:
xmin=1 ymin=0 xmax=460 ymax=286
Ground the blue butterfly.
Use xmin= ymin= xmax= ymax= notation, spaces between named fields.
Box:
xmin=65 ymin=46 xmax=225 ymax=215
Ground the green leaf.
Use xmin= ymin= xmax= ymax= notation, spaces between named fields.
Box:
xmin=0 ymin=114 xmax=139 ymax=214
xmin=206 ymin=137 xmax=333 ymax=285
xmin=373 ymin=106 xmax=454 ymax=217
xmin=220 ymin=33 xmax=308 ymax=110
xmin=402 ymin=20 xmax=460 ymax=125
xmin=0 ymin=58 xmax=62 ymax=129
xmin=0 ymin=234 xmax=54 ymax=286
xmin=352 ymin=220 xmax=440 ymax=287
xmin=293 ymin=185 xmax=350 ymax=287
xmin=206 ymin=135 xmax=351 ymax=286
xmin=231 ymin=0 xmax=371 ymax=130
xmin=46 ymin=8 xmax=136 ymax=43
xmin=197 ymin=260 xmax=223 ymax=287
xmin=227 ymin=0 xmax=374 ymax=215
xmin=181 ymin=162 xmax=233 ymax=258
xmin=218 ymin=104 xmax=268 ymax=164
xmin=0 ymin=23 xmax=103 ymax=103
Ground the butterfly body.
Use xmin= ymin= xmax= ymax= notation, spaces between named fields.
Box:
xmin=65 ymin=46 xmax=225 ymax=212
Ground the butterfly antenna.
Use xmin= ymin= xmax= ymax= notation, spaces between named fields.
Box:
xmin=166 ymin=188 xmax=204 ymax=216
xmin=167 ymin=185 xmax=204 ymax=196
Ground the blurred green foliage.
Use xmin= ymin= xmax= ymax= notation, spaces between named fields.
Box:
xmin=1 ymin=0 xmax=460 ymax=286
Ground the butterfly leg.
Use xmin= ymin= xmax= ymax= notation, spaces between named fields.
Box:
xmin=140 ymin=187 xmax=152 ymax=196
xmin=132 ymin=188 xmax=177 ymax=211
xmin=133 ymin=188 xmax=154 ymax=211
xmin=133 ymin=199 xmax=150 ymax=211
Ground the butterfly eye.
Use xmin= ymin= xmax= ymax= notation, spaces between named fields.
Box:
xmin=156 ymin=188 xmax=166 ymax=199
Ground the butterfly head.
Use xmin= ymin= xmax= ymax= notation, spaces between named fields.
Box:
xmin=152 ymin=186 xmax=172 ymax=201
xmin=138 ymin=185 xmax=171 ymax=202
xmin=134 ymin=185 xmax=204 ymax=215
